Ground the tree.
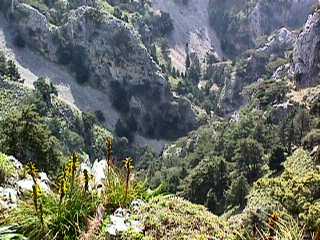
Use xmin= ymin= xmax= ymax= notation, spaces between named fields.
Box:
xmin=185 ymin=53 xmax=190 ymax=70
xmin=227 ymin=175 xmax=249 ymax=209
xmin=185 ymin=42 xmax=191 ymax=70
xmin=0 ymin=51 xmax=7 ymax=76
xmin=205 ymin=189 xmax=218 ymax=212
xmin=0 ymin=105 xmax=61 ymax=172
xmin=293 ymin=108 xmax=311 ymax=145
xmin=234 ymin=138 xmax=264 ymax=182
xmin=182 ymin=156 xmax=228 ymax=206
xmin=6 ymin=60 xmax=22 ymax=82
xmin=82 ymin=112 xmax=96 ymax=160
xmin=33 ymin=77 xmax=58 ymax=109
xmin=151 ymin=44 xmax=158 ymax=63
xmin=187 ymin=54 xmax=201 ymax=84
xmin=269 ymin=146 xmax=285 ymax=172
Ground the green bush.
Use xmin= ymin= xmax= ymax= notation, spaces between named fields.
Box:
xmin=0 ymin=105 xmax=62 ymax=172
xmin=0 ymin=153 xmax=15 ymax=184
xmin=104 ymin=158 xmax=147 ymax=212
xmin=126 ymin=196 xmax=228 ymax=240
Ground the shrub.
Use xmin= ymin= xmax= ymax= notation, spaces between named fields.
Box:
xmin=6 ymin=156 xmax=100 ymax=240
xmin=302 ymin=129 xmax=320 ymax=149
xmin=126 ymin=196 xmax=228 ymax=240
xmin=95 ymin=110 xmax=105 ymax=123
xmin=115 ymin=119 xmax=134 ymax=142
xmin=0 ymin=51 xmax=7 ymax=76
xmin=104 ymin=158 xmax=147 ymax=212
xmin=70 ymin=46 xmax=89 ymax=84
xmin=0 ymin=153 xmax=15 ymax=184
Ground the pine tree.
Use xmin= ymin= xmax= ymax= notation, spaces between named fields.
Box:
xmin=185 ymin=53 xmax=190 ymax=69
xmin=227 ymin=175 xmax=249 ymax=209
xmin=234 ymin=138 xmax=264 ymax=182
xmin=33 ymin=77 xmax=58 ymax=108
xmin=6 ymin=60 xmax=22 ymax=82
xmin=269 ymin=146 xmax=285 ymax=172
xmin=0 ymin=51 xmax=7 ymax=76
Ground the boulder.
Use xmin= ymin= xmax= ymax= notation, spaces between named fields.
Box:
xmin=0 ymin=187 xmax=18 ymax=210
xmin=107 ymin=207 xmax=144 ymax=236
xmin=16 ymin=173 xmax=52 ymax=194
xmin=257 ymin=28 xmax=295 ymax=56
xmin=92 ymin=159 xmax=107 ymax=187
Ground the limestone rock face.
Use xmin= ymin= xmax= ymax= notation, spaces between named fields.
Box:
xmin=257 ymin=28 xmax=295 ymax=56
xmin=209 ymin=0 xmax=317 ymax=57
xmin=205 ymin=27 xmax=296 ymax=115
xmin=13 ymin=3 xmax=56 ymax=56
xmin=5 ymin=2 xmax=198 ymax=139
xmin=249 ymin=0 xmax=316 ymax=40
xmin=293 ymin=11 xmax=320 ymax=88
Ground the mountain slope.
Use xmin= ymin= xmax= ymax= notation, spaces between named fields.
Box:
xmin=151 ymin=0 xmax=223 ymax=72
xmin=0 ymin=13 xmax=120 ymax=129
xmin=0 ymin=1 xmax=200 ymax=149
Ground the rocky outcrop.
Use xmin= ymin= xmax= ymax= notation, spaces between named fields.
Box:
xmin=293 ymin=10 xmax=320 ymax=88
xmin=3 ymin=1 xmax=198 ymax=140
xmin=209 ymin=0 xmax=317 ymax=57
xmin=249 ymin=0 xmax=316 ymax=40
xmin=152 ymin=0 xmax=223 ymax=72
xmin=206 ymin=27 xmax=295 ymax=115
xmin=256 ymin=28 xmax=295 ymax=56
xmin=107 ymin=202 xmax=145 ymax=236
xmin=0 ymin=156 xmax=52 ymax=210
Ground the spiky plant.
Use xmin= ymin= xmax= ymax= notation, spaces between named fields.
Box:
xmin=105 ymin=137 xmax=113 ymax=167
xmin=27 ymin=163 xmax=44 ymax=226
xmin=124 ymin=157 xmax=134 ymax=202
xmin=0 ymin=226 xmax=27 ymax=240
xmin=104 ymin=160 xmax=146 ymax=212
xmin=5 ymin=154 xmax=100 ymax=240
xmin=236 ymin=213 xmax=310 ymax=240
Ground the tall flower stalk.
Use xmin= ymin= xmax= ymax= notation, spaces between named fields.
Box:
xmin=124 ymin=157 xmax=134 ymax=203
xmin=27 ymin=163 xmax=43 ymax=226
xmin=106 ymin=138 xmax=113 ymax=168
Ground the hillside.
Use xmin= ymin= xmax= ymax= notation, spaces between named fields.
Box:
xmin=0 ymin=0 xmax=320 ymax=240
xmin=151 ymin=0 xmax=223 ymax=72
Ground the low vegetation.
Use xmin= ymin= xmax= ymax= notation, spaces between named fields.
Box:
xmin=1 ymin=1 xmax=320 ymax=239
xmin=0 ymin=153 xmax=15 ymax=184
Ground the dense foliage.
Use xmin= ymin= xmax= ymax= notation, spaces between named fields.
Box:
xmin=1 ymin=0 xmax=320 ymax=239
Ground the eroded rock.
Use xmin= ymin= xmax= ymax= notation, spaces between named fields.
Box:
xmin=293 ymin=10 xmax=320 ymax=87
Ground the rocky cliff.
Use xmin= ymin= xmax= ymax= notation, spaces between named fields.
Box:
xmin=0 ymin=0 xmax=199 ymax=141
xmin=205 ymin=27 xmax=295 ymax=114
xmin=293 ymin=8 xmax=320 ymax=88
xmin=208 ymin=0 xmax=317 ymax=57
xmin=151 ymin=0 xmax=223 ymax=72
